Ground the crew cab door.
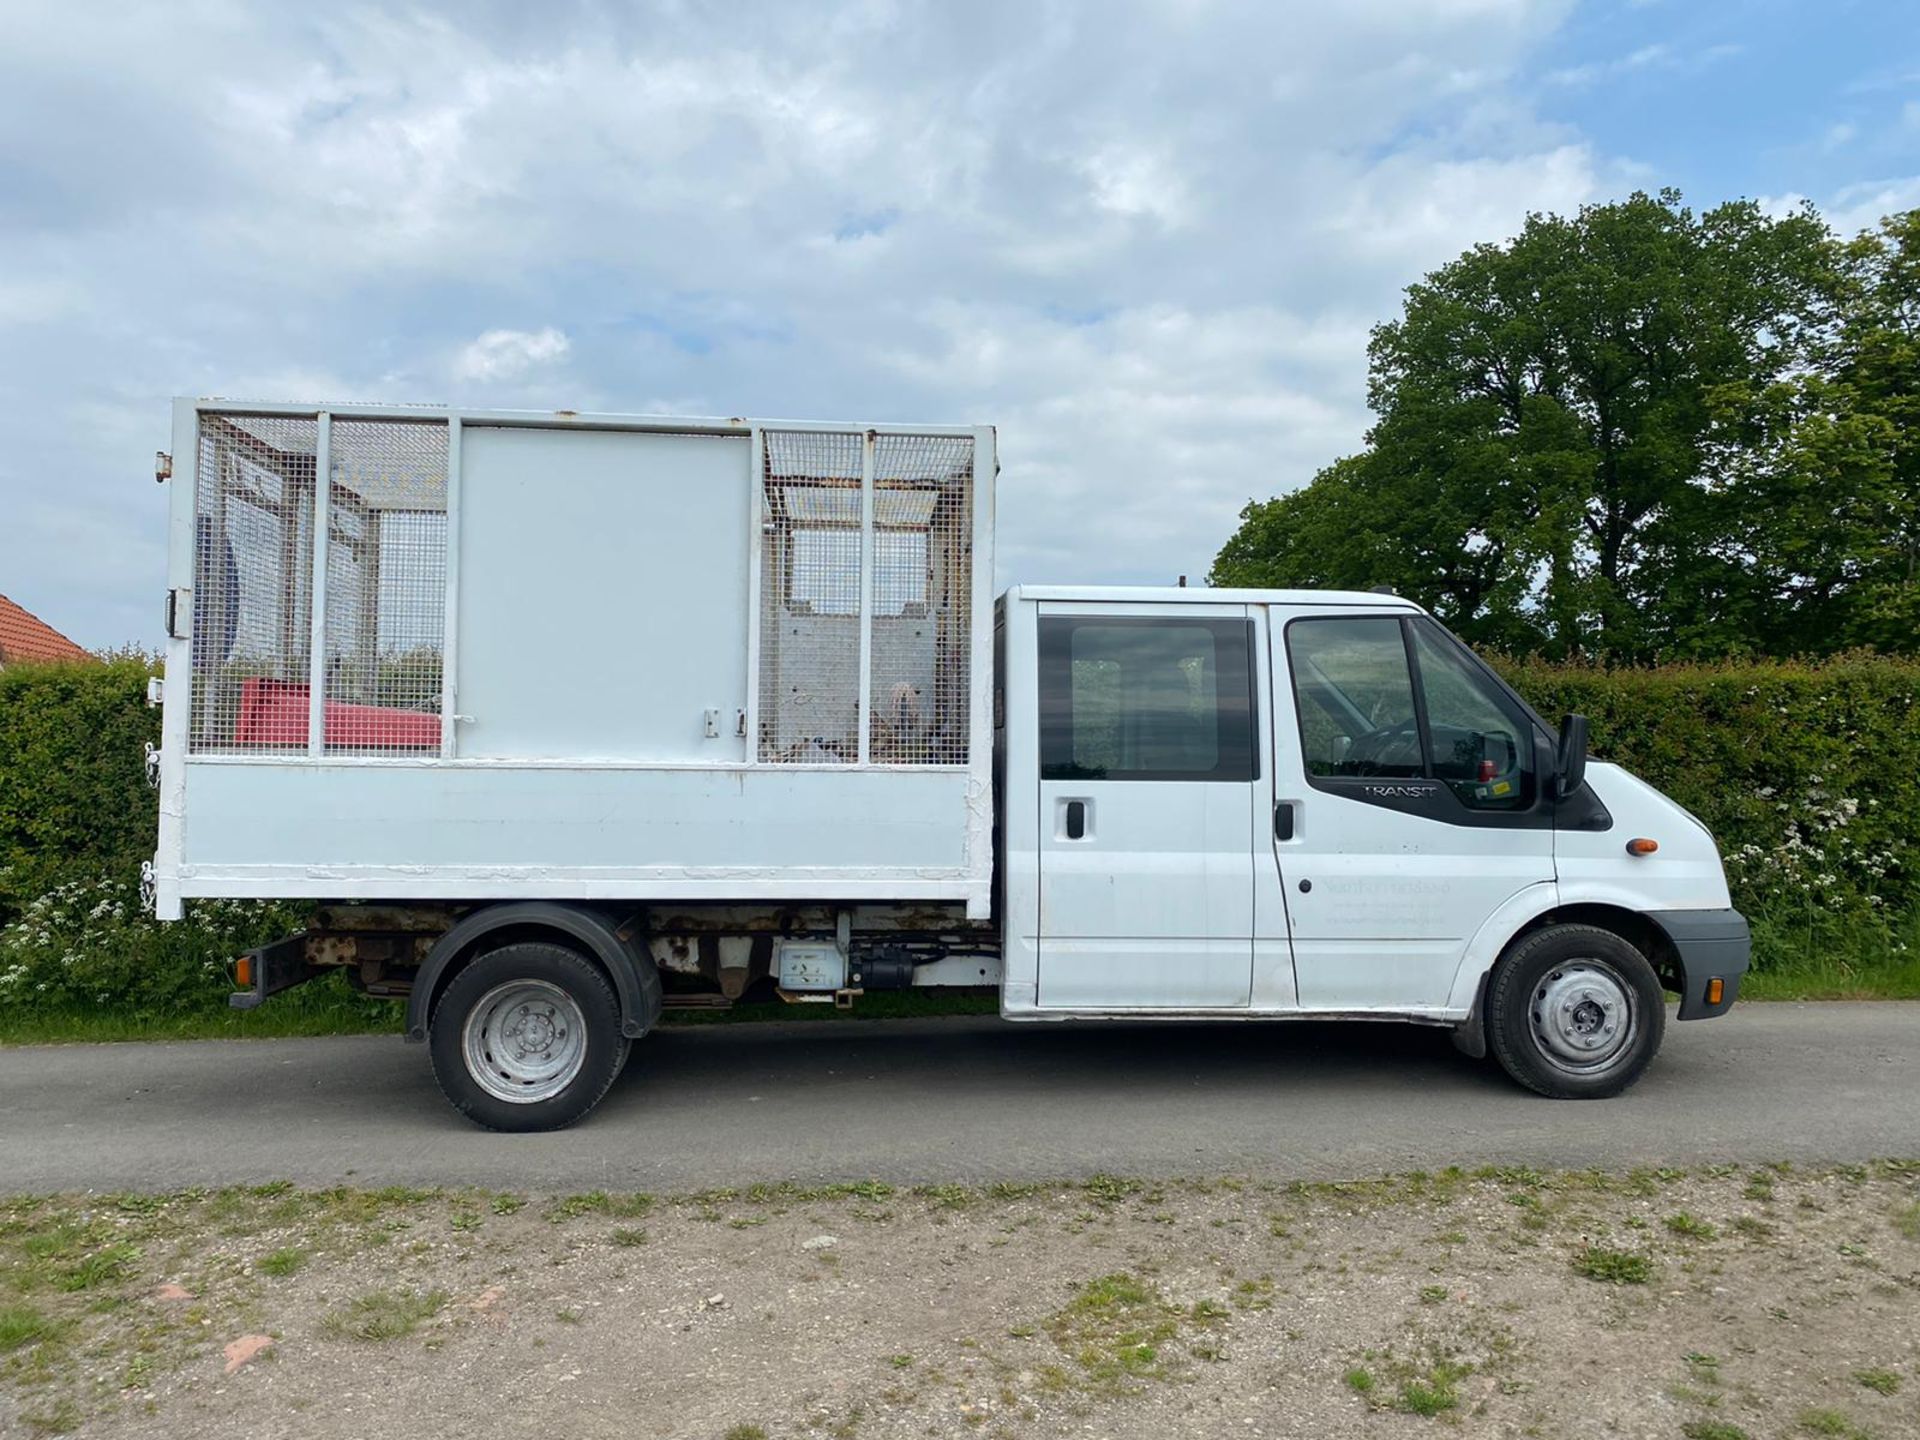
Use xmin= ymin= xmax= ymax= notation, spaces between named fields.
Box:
xmin=1268 ymin=610 xmax=1555 ymax=1009
xmin=1036 ymin=604 xmax=1258 ymax=1008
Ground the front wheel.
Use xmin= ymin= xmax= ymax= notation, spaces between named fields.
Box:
xmin=1485 ymin=924 xmax=1665 ymax=1099
xmin=429 ymin=941 xmax=630 ymax=1132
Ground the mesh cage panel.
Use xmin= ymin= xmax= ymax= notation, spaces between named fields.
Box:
xmin=189 ymin=414 xmax=319 ymax=752
xmin=321 ymin=420 xmax=449 ymax=753
xmin=869 ymin=434 xmax=973 ymax=765
xmin=759 ymin=431 xmax=864 ymax=763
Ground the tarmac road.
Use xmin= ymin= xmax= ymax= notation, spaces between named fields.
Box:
xmin=1 ymin=1002 xmax=1915 ymax=1194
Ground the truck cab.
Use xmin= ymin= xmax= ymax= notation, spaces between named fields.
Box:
xmin=995 ymin=587 xmax=1748 ymax=1097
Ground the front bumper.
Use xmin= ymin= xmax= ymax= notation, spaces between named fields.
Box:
xmin=1648 ymin=908 xmax=1750 ymax=1020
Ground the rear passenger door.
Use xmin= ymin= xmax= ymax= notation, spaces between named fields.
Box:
xmin=1036 ymin=604 xmax=1258 ymax=1009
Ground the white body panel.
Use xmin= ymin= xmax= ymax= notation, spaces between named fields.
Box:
xmin=154 ymin=401 xmax=996 ymax=920
xmin=172 ymin=763 xmax=972 ymax=899
xmin=455 ymin=427 xmax=753 ymax=762
xmin=1037 ymin=780 xmax=1256 ymax=1009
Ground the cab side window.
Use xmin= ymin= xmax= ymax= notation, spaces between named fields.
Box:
xmin=1284 ymin=616 xmax=1423 ymax=778
xmin=1039 ymin=617 xmax=1255 ymax=782
xmin=1285 ymin=614 xmax=1539 ymax=812
xmin=1408 ymin=620 xmax=1535 ymax=810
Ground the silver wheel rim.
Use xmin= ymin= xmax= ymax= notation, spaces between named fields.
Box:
xmin=1528 ymin=959 xmax=1636 ymax=1076
xmin=461 ymin=980 xmax=588 ymax=1104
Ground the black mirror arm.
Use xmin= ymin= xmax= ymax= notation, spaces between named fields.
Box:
xmin=1555 ymin=713 xmax=1590 ymax=799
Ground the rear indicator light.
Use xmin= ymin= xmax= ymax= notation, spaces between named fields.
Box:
xmin=1706 ymin=977 xmax=1724 ymax=1005
xmin=235 ymin=956 xmax=253 ymax=987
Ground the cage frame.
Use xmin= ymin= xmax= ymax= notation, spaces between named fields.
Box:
xmin=155 ymin=398 xmax=997 ymax=921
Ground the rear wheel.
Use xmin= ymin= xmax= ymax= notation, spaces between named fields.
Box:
xmin=429 ymin=941 xmax=630 ymax=1132
xmin=1486 ymin=923 xmax=1665 ymax=1099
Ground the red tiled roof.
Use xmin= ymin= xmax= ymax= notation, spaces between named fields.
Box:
xmin=0 ymin=593 xmax=93 ymax=665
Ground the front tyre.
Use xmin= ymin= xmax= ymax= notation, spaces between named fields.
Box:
xmin=1486 ymin=924 xmax=1665 ymax=1099
xmin=429 ymin=941 xmax=630 ymax=1132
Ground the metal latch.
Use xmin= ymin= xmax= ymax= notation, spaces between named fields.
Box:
xmin=164 ymin=587 xmax=191 ymax=640
xmin=144 ymin=743 xmax=161 ymax=789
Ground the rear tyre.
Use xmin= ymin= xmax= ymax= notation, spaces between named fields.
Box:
xmin=429 ymin=941 xmax=630 ymax=1132
xmin=1486 ymin=923 xmax=1665 ymax=1099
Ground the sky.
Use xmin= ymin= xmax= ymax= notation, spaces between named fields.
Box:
xmin=1 ymin=0 xmax=1916 ymax=650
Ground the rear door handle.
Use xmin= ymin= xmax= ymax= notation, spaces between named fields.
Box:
xmin=1274 ymin=800 xmax=1296 ymax=842
xmin=1065 ymin=799 xmax=1087 ymax=840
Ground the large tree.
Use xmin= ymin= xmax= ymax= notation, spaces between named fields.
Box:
xmin=1213 ymin=190 xmax=1853 ymax=659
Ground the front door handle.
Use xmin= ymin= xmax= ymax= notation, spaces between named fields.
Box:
xmin=1274 ymin=800 xmax=1296 ymax=842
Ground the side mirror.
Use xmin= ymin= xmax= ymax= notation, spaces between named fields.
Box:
xmin=1555 ymin=713 xmax=1589 ymax=799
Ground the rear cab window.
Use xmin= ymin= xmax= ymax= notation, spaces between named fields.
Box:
xmin=1038 ymin=616 xmax=1256 ymax=782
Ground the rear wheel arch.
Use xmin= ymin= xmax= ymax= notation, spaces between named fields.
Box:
xmin=406 ymin=903 xmax=663 ymax=1043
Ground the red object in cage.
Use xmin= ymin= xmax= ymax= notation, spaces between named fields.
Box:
xmin=234 ymin=677 xmax=440 ymax=750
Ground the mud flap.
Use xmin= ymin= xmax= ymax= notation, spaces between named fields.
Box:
xmin=1451 ymin=973 xmax=1489 ymax=1059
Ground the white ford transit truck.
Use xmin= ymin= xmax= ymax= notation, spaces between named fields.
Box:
xmin=150 ymin=400 xmax=1750 ymax=1130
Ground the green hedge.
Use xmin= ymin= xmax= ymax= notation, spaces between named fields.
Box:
xmin=1499 ymin=652 xmax=1919 ymax=973
xmin=1 ymin=654 xmax=1915 ymax=1021
xmin=0 ymin=657 xmax=159 ymax=911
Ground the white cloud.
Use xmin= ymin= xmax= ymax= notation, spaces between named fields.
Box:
xmin=454 ymin=328 xmax=572 ymax=383
xmin=1823 ymin=177 xmax=1920 ymax=237
xmin=1544 ymin=38 xmax=1740 ymax=89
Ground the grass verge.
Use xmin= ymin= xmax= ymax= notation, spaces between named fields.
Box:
xmin=1 ymin=1160 xmax=1917 ymax=1436
xmin=1741 ymin=949 xmax=1920 ymax=1001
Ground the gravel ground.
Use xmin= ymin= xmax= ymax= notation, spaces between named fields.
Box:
xmin=3 ymin=1162 xmax=1918 ymax=1440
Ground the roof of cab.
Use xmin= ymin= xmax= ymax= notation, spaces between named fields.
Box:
xmin=1001 ymin=584 xmax=1424 ymax=610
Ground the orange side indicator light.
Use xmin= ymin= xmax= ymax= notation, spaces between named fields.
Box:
xmin=1706 ymin=977 xmax=1724 ymax=1006
xmin=235 ymin=956 xmax=253 ymax=988
xmin=1625 ymin=837 xmax=1659 ymax=856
